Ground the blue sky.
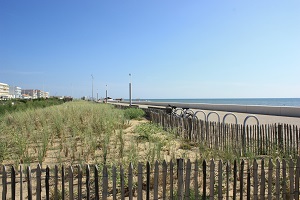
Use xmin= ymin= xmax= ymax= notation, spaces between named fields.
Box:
xmin=1 ymin=0 xmax=299 ymax=99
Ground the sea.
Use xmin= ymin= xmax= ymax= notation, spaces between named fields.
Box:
xmin=134 ymin=98 xmax=300 ymax=107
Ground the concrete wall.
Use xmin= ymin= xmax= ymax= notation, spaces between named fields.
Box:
xmin=130 ymin=101 xmax=300 ymax=118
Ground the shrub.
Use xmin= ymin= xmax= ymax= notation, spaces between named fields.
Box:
xmin=123 ymin=108 xmax=145 ymax=120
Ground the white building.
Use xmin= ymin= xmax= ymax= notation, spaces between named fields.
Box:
xmin=0 ymin=82 xmax=9 ymax=100
xmin=9 ymin=86 xmax=22 ymax=99
xmin=21 ymin=89 xmax=38 ymax=99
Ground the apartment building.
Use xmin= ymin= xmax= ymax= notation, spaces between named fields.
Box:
xmin=21 ymin=89 xmax=38 ymax=99
xmin=0 ymin=82 xmax=9 ymax=99
xmin=9 ymin=86 xmax=22 ymax=99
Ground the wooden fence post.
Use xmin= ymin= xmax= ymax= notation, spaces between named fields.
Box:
xmin=120 ymin=166 xmax=125 ymax=200
xmin=154 ymin=161 xmax=159 ymax=200
xmin=233 ymin=160 xmax=237 ymax=200
xmin=253 ymin=159 xmax=258 ymax=200
xmin=260 ymin=159 xmax=266 ymax=200
xmin=295 ymin=156 xmax=300 ymax=200
xmin=275 ymin=159 xmax=280 ymax=200
xmin=282 ymin=159 xmax=287 ymax=200
xmin=267 ymin=159 xmax=273 ymax=200
xmin=289 ymin=159 xmax=294 ymax=199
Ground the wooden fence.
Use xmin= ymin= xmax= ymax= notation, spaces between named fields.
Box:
xmin=1 ymin=157 xmax=300 ymax=199
xmin=147 ymin=109 xmax=300 ymax=157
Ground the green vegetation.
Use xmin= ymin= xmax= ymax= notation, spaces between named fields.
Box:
xmin=0 ymin=98 xmax=64 ymax=117
xmin=123 ymin=107 xmax=145 ymax=120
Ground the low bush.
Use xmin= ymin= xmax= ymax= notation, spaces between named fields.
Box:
xmin=123 ymin=108 xmax=145 ymax=120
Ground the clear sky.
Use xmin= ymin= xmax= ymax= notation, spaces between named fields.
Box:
xmin=1 ymin=0 xmax=299 ymax=99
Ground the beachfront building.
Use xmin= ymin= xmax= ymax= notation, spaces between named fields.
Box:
xmin=0 ymin=82 xmax=10 ymax=100
xmin=9 ymin=86 xmax=22 ymax=99
xmin=37 ymin=90 xmax=44 ymax=98
xmin=44 ymin=92 xmax=50 ymax=98
xmin=22 ymin=89 xmax=38 ymax=99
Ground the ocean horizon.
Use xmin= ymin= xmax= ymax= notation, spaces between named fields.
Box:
xmin=131 ymin=98 xmax=300 ymax=107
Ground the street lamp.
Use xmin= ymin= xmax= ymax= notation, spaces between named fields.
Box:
xmin=129 ymin=73 xmax=132 ymax=106
xmin=106 ymin=85 xmax=108 ymax=103
xmin=91 ymin=74 xmax=94 ymax=101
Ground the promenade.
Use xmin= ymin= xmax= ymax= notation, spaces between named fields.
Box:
xmin=111 ymin=102 xmax=300 ymax=126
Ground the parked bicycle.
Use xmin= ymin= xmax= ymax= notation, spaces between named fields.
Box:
xmin=166 ymin=104 xmax=197 ymax=119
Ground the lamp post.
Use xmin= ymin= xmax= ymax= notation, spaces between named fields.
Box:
xmin=106 ymin=85 xmax=108 ymax=103
xmin=129 ymin=73 xmax=132 ymax=106
xmin=91 ymin=74 xmax=94 ymax=101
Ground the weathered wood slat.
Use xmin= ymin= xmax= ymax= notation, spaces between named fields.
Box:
xmin=253 ymin=159 xmax=258 ymax=200
xmin=282 ymin=159 xmax=287 ymax=200
xmin=226 ymin=162 xmax=229 ymax=200
xmin=120 ymin=166 xmax=125 ymax=200
xmin=267 ymin=159 xmax=273 ymax=200
xmin=233 ymin=160 xmax=237 ymax=200
xmin=102 ymin=165 xmax=108 ymax=200
xmin=11 ymin=166 xmax=16 ymax=200
xmin=62 ymin=165 xmax=65 ymax=200
xmin=128 ymin=163 xmax=133 ymax=200
xmin=218 ymin=160 xmax=222 ymax=200
xmin=178 ymin=159 xmax=184 ymax=200
xmin=112 ymin=166 xmax=117 ymax=200
xmin=154 ymin=161 xmax=159 ymax=200
xmin=260 ymin=159 xmax=266 ymax=200
xmin=36 ymin=164 xmax=42 ymax=200
xmin=275 ymin=159 xmax=280 ymax=200
xmin=2 ymin=165 xmax=7 ymax=200
xmin=146 ymin=162 xmax=150 ymax=200
xmin=295 ymin=156 xmax=300 ymax=200
xmin=27 ymin=166 xmax=32 ymax=200
xmin=86 ymin=164 xmax=90 ymax=200
xmin=209 ymin=160 xmax=215 ymax=200
xmin=247 ymin=163 xmax=250 ymax=200
xmin=170 ymin=160 xmax=174 ymax=200
xmin=46 ymin=165 xmax=50 ymax=200
xmin=203 ymin=160 xmax=207 ymax=200
xmin=162 ymin=160 xmax=167 ymax=200
xmin=239 ymin=160 xmax=244 ymax=200
xmin=20 ymin=165 xmax=23 ymax=200
xmin=69 ymin=166 xmax=74 ymax=200
xmin=78 ymin=165 xmax=82 ymax=200
xmin=289 ymin=159 xmax=294 ymax=199
xmin=194 ymin=160 xmax=199 ymax=200
xmin=185 ymin=159 xmax=191 ymax=200
xmin=55 ymin=165 xmax=59 ymax=200
xmin=137 ymin=163 xmax=143 ymax=200
xmin=95 ymin=165 xmax=99 ymax=200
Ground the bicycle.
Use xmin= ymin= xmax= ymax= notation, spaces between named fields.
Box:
xmin=166 ymin=104 xmax=197 ymax=119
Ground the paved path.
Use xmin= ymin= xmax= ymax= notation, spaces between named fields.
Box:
xmin=111 ymin=102 xmax=300 ymax=126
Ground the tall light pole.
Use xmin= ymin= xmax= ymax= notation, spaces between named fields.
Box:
xmin=91 ymin=74 xmax=94 ymax=101
xmin=129 ymin=73 xmax=132 ymax=106
xmin=105 ymin=84 xmax=108 ymax=103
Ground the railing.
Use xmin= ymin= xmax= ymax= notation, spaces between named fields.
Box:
xmin=1 ymin=158 xmax=300 ymax=199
